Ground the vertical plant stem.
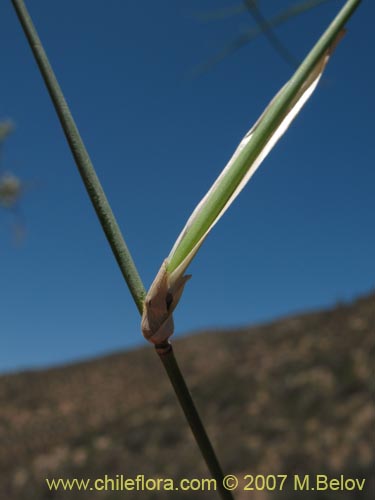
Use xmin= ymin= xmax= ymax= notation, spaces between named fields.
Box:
xmin=11 ymin=1 xmax=232 ymax=497
xmin=157 ymin=342 xmax=234 ymax=499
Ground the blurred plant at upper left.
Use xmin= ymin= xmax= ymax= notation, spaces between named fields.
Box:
xmin=0 ymin=120 xmax=29 ymax=241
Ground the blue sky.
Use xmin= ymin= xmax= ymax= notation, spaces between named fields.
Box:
xmin=1 ymin=0 xmax=373 ymax=373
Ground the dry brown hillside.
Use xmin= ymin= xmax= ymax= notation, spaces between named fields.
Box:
xmin=0 ymin=293 xmax=374 ymax=499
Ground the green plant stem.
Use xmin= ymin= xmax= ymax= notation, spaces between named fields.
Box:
xmin=168 ymin=0 xmax=361 ymax=274
xmin=11 ymin=0 xmax=145 ymax=313
xmin=11 ymin=1 xmax=232 ymax=497
xmin=156 ymin=343 xmax=234 ymax=500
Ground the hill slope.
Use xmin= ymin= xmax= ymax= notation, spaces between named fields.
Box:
xmin=0 ymin=294 xmax=374 ymax=499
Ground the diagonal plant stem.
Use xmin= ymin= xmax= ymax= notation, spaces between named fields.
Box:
xmin=168 ymin=0 xmax=361 ymax=277
xmin=10 ymin=0 xmax=233 ymax=497
xmin=10 ymin=0 xmax=146 ymax=314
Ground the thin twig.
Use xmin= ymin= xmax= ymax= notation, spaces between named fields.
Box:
xmin=244 ymin=0 xmax=299 ymax=68
xmin=190 ymin=0 xmax=335 ymax=77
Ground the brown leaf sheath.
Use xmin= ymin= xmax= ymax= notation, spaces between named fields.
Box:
xmin=141 ymin=260 xmax=191 ymax=344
